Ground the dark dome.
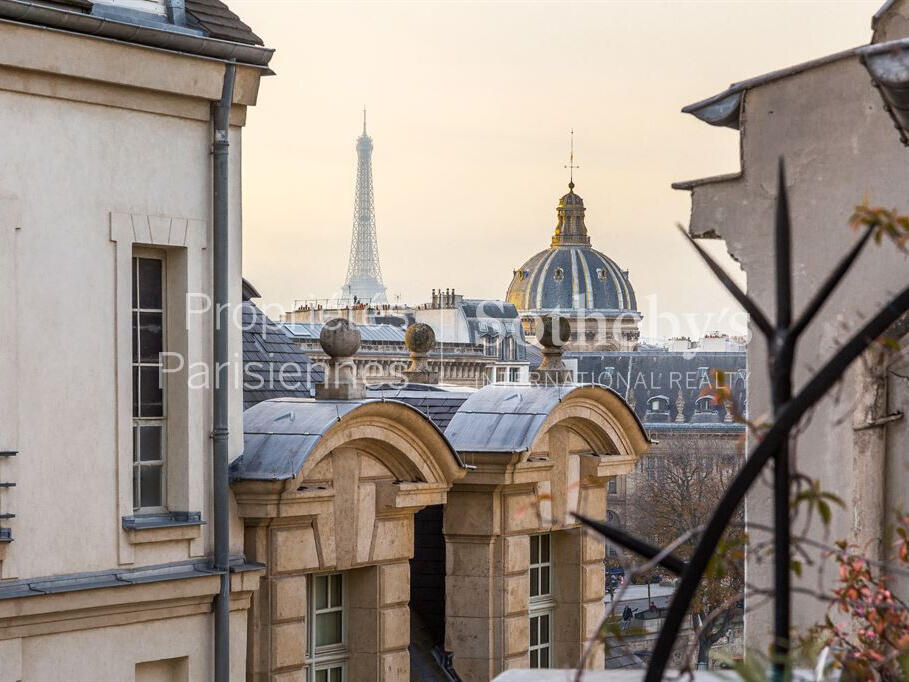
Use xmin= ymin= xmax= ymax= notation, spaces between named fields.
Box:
xmin=506 ymin=182 xmax=637 ymax=313
xmin=506 ymin=245 xmax=637 ymax=312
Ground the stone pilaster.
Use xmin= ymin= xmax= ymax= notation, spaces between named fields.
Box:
xmin=348 ymin=562 xmax=411 ymax=682
xmin=444 ymin=486 xmax=502 ymax=681
xmin=553 ymin=527 xmax=606 ymax=669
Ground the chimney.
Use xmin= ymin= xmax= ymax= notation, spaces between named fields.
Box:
xmin=402 ymin=323 xmax=439 ymax=385
xmin=532 ymin=316 xmax=572 ymax=385
xmin=315 ymin=318 xmax=365 ymax=400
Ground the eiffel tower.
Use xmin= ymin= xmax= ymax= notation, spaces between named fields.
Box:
xmin=341 ymin=109 xmax=387 ymax=303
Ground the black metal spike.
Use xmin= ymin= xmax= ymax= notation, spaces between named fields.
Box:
xmin=573 ymin=513 xmax=687 ymax=576
xmin=775 ymin=158 xmax=793 ymax=331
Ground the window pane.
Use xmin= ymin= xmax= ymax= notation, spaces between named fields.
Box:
xmin=315 ymin=575 xmax=328 ymax=610
xmin=132 ymin=425 xmax=139 ymax=463
xmin=540 ymin=647 xmax=549 ymax=668
xmin=541 ymin=535 xmax=550 ymax=563
xmin=137 ymin=258 xmax=163 ymax=309
xmin=139 ymin=465 xmax=162 ymax=508
xmin=530 ymin=535 xmax=539 ymax=564
xmin=132 ymin=257 xmax=138 ymax=309
xmin=541 ymin=566 xmax=550 ymax=596
xmin=139 ymin=366 xmax=163 ymax=417
xmin=540 ymin=614 xmax=550 ymax=643
xmin=138 ymin=425 xmax=162 ymax=462
xmin=530 ymin=616 xmax=538 ymax=646
xmin=530 ymin=567 xmax=539 ymax=598
xmin=530 ymin=649 xmax=538 ymax=668
xmin=132 ymin=311 xmax=139 ymax=363
xmin=315 ymin=611 xmax=342 ymax=647
xmin=132 ymin=466 xmax=139 ymax=510
xmin=329 ymin=667 xmax=342 ymax=682
xmin=132 ymin=365 xmax=139 ymax=418
xmin=315 ymin=670 xmax=328 ymax=682
xmin=330 ymin=573 xmax=342 ymax=608
xmin=138 ymin=312 xmax=164 ymax=362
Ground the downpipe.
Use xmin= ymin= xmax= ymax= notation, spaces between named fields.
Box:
xmin=212 ymin=61 xmax=236 ymax=682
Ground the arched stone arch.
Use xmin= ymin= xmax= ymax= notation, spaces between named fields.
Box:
xmin=232 ymin=399 xmax=465 ymax=682
xmin=295 ymin=401 xmax=464 ymax=491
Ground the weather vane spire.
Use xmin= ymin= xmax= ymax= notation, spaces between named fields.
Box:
xmin=564 ymin=128 xmax=579 ymax=190
xmin=362 ymin=106 xmax=367 ymax=135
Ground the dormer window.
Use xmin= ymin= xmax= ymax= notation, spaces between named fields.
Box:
xmin=695 ymin=396 xmax=716 ymax=413
xmin=597 ymin=268 xmax=607 ymax=281
xmin=648 ymin=396 xmax=669 ymax=412
xmin=553 ymin=267 xmax=564 ymax=282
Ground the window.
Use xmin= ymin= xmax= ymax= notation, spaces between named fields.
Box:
xmin=509 ymin=367 xmax=520 ymax=383
xmin=553 ymin=267 xmax=564 ymax=282
xmin=496 ymin=367 xmax=507 ymax=383
xmin=132 ymin=255 xmax=166 ymax=511
xmin=695 ymin=396 xmax=715 ymax=413
xmin=308 ymin=573 xmax=346 ymax=681
xmin=484 ymin=336 xmax=498 ymax=357
xmin=529 ymin=533 xmax=553 ymax=668
xmin=503 ymin=336 xmax=516 ymax=361
xmin=607 ymin=478 xmax=617 ymax=494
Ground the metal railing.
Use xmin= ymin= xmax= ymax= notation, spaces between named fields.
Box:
xmin=576 ymin=160 xmax=909 ymax=680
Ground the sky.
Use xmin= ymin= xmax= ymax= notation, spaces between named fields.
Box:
xmin=236 ymin=0 xmax=883 ymax=339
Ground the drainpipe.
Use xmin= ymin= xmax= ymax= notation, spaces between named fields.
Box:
xmin=212 ymin=61 xmax=236 ymax=682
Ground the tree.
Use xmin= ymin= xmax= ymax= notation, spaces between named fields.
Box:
xmin=630 ymin=448 xmax=745 ymax=667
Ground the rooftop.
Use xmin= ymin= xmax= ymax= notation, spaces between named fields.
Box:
xmin=0 ymin=0 xmax=272 ymax=66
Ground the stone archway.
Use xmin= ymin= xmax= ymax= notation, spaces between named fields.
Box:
xmin=232 ymin=400 xmax=465 ymax=682
xmin=440 ymin=384 xmax=648 ymax=679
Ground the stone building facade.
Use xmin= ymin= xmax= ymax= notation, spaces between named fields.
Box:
xmin=280 ymin=290 xmax=531 ymax=388
xmin=674 ymin=0 xmax=909 ymax=648
xmin=236 ymin=321 xmax=650 ymax=681
xmin=567 ymin=350 xmax=747 ymax=556
xmin=0 ymin=0 xmax=271 ymax=680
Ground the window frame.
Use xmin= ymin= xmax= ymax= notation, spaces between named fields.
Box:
xmin=307 ymin=572 xmax=348 ymax=681
xmin=529 ymin=532 xmax=554 ymax=669
xmin=131 ymin=251 xmax=168 ymax=513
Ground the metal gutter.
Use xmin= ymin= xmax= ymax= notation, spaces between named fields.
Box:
xmin=0 ymin=0 xmax=274 ymax=67
xmin=858 ymin=38 xmax=909 ymax=146
xmin=211 ymin=61 xmax=236 ymax=682
xmin=671 ymin=171 xmax=742 ymax=191
xmin=0 ymin=556 xmax=263 ymax=600
xmin=682 ymin=44 xmax=864 ymax=129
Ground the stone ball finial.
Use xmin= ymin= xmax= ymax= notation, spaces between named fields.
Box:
xmin=405 ymin=323 xmax=436 ymax=355
xmin=320 ymin=318 xmax=361 ymax=358
xmin=535 ymin=315 xmax=572 ymax=349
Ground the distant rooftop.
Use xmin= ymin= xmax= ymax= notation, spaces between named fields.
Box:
xmin=0 ymin=0 xmax=272 ymax=65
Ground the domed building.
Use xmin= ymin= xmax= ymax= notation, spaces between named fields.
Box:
xmin=506 ymin=181 xmax=642 ymax=350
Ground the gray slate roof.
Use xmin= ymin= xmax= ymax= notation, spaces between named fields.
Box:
xmin=185 ymin=0 xmax=262 ymax=44
xmin=284 ymin=322 xmax=406 ymax=344
xmin=443 ymin=383 xmax=644 ymax=453
xmin=233 ymin=397 xmax=463 ymax=482
xmin=508 ymin=245 xmax=638 ymax=313
xmin=568 ymin=350 xmax=747 ymax=427
xmin=242 ymin=299 xmax=324 ymax=411
xmin=9 ymin=0 xmax=264 ymax=47
xmin=367 ymin=389 xmax=471 ymax=431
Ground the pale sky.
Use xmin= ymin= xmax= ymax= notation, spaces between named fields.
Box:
xmin=236 ymin=0 xmax=882 ymax=338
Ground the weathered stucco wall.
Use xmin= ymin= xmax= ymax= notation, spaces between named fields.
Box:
xmin=682 ymin=53 xmax=909 ymax=645
xmin=0 ymin=18 xmax=265 ymax=681
xmin=0 ymin=24 xmax=252 ymax=579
